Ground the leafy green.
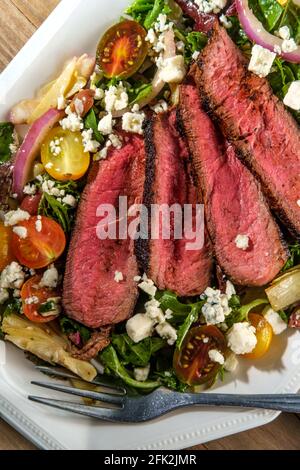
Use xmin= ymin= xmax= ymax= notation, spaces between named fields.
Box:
xmin=84 ymin=109 xmax=104 ymax=144
xmin=277 ymin=309 xmax=289 ymax=323
xmin=176 ymin=304 xmax=203 ymax=350
xmin=257 ymin=0 xmax=283 ymax=31
xmin=126 ymin=0 xmax=179 ymax=29
xmin=156 ymin=290 xmax=190 ymax=322
xmin=282 ymin=243 xmax=300 ymax=272
xmin=100 ymin=345 xmax=160 ymax=390
xmin=154 ymin=370 xmax=188 ymax=392
xmin=0 ymin=298 xmax=22 ymax=340
xmin=0 ymin=122 xmax=14 ymax=164
xmin=59 ymin=316 xmax=92 ymax=343
xmin=226 ymin=16 xmax=252 ymax=52
xmin=112 ymin=333 xmax=165 ymax=367
xmin=225 ymin=298 xmax=269 ymax=328
xmin=175 ymin=30 xmax=208 ymax=63
xmin=38 ymin=301 xmax=57 ymax=314
xmin=128 ymin=83 xmax=153 ymax=106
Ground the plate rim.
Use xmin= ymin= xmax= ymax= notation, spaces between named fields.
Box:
xmin=0 ymin=0 xmax=299 ymax=451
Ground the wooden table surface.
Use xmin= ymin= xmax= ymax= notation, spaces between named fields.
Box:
xmin=0 ymin=0 xmax=300 ymax=451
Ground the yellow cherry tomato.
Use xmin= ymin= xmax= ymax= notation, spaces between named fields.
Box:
xmin=41 ymin=127 xmax=90 ymax=181
xmin=243 ymin=313 xmax=273 ymax=359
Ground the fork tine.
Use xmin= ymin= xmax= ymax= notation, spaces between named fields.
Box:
xmin=35 ymin=366 xmax=126 ymax=394
xmin=28 ymin=396 xmax=121 ymax=421
xmin=31 ymin=380 xmax=124 ymax=406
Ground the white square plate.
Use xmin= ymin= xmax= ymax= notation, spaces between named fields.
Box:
xmin=1 ymin=0 xmax=300 ymax=451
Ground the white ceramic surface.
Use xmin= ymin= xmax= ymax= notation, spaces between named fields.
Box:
xmin=0 ymin=0 xmax=300 ymax=450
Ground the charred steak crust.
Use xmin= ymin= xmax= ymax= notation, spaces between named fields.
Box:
xmin=179 ymin=80 xmax=288 ymax=286
xmin=196 ymin=24 xmax=300 ymax=238
xmin=135 ymin=117 xmax=156 ymax=273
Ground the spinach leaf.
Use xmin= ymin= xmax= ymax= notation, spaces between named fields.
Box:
xmin=282 ymin=243 xmax=300 ymax=271
xmin=112 ymin=333 xmax=165 ymax=367
xmin=176 ymin=30 xmax=208 ymax=63
xmin=225 ymin=298 xmax=269 ymax=328
xmin=84 ymin=109 xmax=104 ymax=144
xmin=154 ymin=370 xmax=188 ymax=392
xmin=257 ymin=0 xmax=283 ymax=31
xmin=176 ymin=304 xmax=202 ymax=350
xmin=59 ymin=316 xmax=92 ymax=343
xmin=128 ymin=83 xmax=153 ymax=106
xmin=0 ymin=122 xmax=14 ymax=163
xmin=100 ymin=345 xmax=160 ymax=390
xmin=156 ymin=290 xmax=190 ymax=322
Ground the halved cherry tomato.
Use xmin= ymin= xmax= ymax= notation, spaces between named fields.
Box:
xmin=243 ymin=313 xmax=273 ymax=359
xmin=0 ymin=222 xmax=15 ymax=271
xmin=41 ymin=127 xmax=90 ymax=181
xmin=11 ymin=216 xmax=66 ymax=269
xmin=21 ymin=275 xmax=59 ymax=323
xmin=173 ymin=326 xmax=227 ymax=386
xmin=97 ymin=20 xmax=149 ymax=79
xmin=20 ymin=193 xmax=42 ymax=215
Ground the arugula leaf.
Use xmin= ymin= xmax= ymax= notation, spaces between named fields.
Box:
xmin=59 ymin=316 xmax=92 ymax=343
xmin=176 ymin=30 xmax=208 ymax=63
xmin=0 ymin=122 xmax=14 ymax=164
xmin=176 ymin=304 xmax=202 ymax=350
xmin=38 ymin=301 xmax=57 ymax=314
xmin=154 ymin=370 xmax=188 ymax=392
xmin=156 ymin=290 xmax=190 ymax=322
xmin=100 ymin=345 xmax=160 ymax=390
xmin=225 ymin=298 xmax=269 ymax=328
xmin=84 ymin=109 xmax=104 ymax=144
xmin=128 ymin=83 xmax=153 ymax=106
xmin=126 ymin=0 xmax=156 ymax=24
xmin=112 ymin=333 xmax=165 ymax=367
xmin=282 ymin=243 xmax=300 ymax=271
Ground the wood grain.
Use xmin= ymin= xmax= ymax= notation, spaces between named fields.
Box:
xmin=0 ymin=0 xmax=300 ymax=452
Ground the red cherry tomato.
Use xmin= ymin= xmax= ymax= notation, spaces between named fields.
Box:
xmin=20 ymin=193 xmax=42 ymax=215
xmin=21 ymin=275 xmax=59 ymax=323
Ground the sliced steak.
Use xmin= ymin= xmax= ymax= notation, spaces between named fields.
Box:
xmin=196 ymin=24 xmax=300 ymax=237
xmin=71 ymin=327 xmax=111 ymax=361
xmin=136 ymin=110 xmax=213 ymax=296
xmin=63 ymin=134 xmax=146 ymax=328
xmin=179 ymin=80 xmax=288 ymax=286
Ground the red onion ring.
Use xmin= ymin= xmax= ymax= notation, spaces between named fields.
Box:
xmin=236 ymin=0 xmax=300 ymax=63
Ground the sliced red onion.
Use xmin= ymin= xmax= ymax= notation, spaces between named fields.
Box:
xmin=236 ymin=0 xmax=300 ymax=63
xmin=13 ymin=108 xmax=64 ymax=200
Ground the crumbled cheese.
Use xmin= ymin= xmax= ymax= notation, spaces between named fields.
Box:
xmin=35 ymin=218 xmax=42 ymax=232
xmin=248 ymin=44 xmax=276 ymax=78
xmin=235 ymin=234 xmax=249 ymax=250
xmin=62 ymin=195 xmax=77 ymax=207
xmin=145 ymin=28 xmax=157 ymax=45
xmin=151 ymin=100 xmax=168 ymax=114
xmin=219 ymin=14 xmax=232 ymax=29
xmin=227 ymin=322 xmax=257 ymax=355
xmin=104 ymin=82 xmax=128 ymax=113
xmin=202 ymin=287 xmax=231 ymax=325
xmin=274 ymin=44 xmax=282 ymax=55
xmin=126 ymin=313 xmax=155 ymax=343
xmin=145 ymin=298 xmax=165 ymax=324
xmin=159 ymin=55 xmax=186 ymax=84
xmin=203 ymin=336 xmax=209 ymax=343
xmin=122 ymin=111 xmax=145 ymax=135
xmin=74 ymin=98 xmax=84 ymax=116
xmin=50 ymin=139 xmax=62 ymax=156
xmin=114 ymin=271 xmax=124 ymax=283
xmin=81 ymin=128 xmax=100 ymax=153
xmin=13 ymin=226 xmax=28 ymax=239
xmin=194 ymin=0 xmax=227 ymax=14
xmin=283 ymin=81 xmax=300 ymax=111
xmin=165 ymin=309 xmax=173 ymax=320
xmin=57 ymin=95 xmax=67 ymax=110
xmin=156 ymin=322 xmax=177 ymax=346
xmin=133 ymin=275 xmax=142 ymax=282
xmin=263 ymin=306 xmax=287 ymax=335
xmin=108 ymin=134 xmax=122 ymax=149
xmin=176 ymin=41 xmax=185 ymax=52
xmin=94 ymin=88 xmax=105 ymax=100
xmin=13 ymin=289 xmax=21 ymax=298
xmin=39 ymin=265 xmax=59 ymax=289
xmin=60 ymin=105 xmax=84 ymax=132
xmin=278 ymin=26 xmax=290 ymax=40
xmin=9 ymin=130 xmax=19 ymax=155
xmin=0 ymin=288 xmax=9 ymax=305
xmin=23 ymin=184 xmax=37 ymax=195
xmin=282 ymin=38 xmax=297 ymax=53
xmin=98 ymin=113 xmax=114 ymax=135
xmin=0 ymin=262 xmax=25 ymax=289
xmin=138 ymin=276 xmax=157 ymax=297
xmin=224 ymin=352 xmax=238 ymax=372
xmin=225 ymin=280 xmax=236 ymax=299
xmin=41 ymin=179 xmax=65 ymax=198
xmin=25 ymin=296 xmax=39 ymax=305
xmin=192 ymin=50 xmax=200 ymax=61
xmin=154 ymin=13 xmax=173 ymax=33
xmin=4 ymin=209 xmax=30 ymax=227
xmin=208 ymin=349 xmax=225 ymax=365
xmin=134 ymin=364 xmax=151 ymax=382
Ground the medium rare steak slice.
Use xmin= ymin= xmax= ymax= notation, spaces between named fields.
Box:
xmin=179 ymin=80 xmax=288 ymax=286
xmin=63 ymin=134 xmax=145 ymax=328
xmin=196 ymin=24 xmax=300 ymax=237
xmin=137 ymin=110 xmax=213 ymax=296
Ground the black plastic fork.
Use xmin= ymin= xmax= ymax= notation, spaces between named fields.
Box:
xmin=28 ymin=366 xmax=300 ymax=423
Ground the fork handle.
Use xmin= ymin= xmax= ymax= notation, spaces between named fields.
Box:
xmin=174 ymin=393 xmax=300 ymax=413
